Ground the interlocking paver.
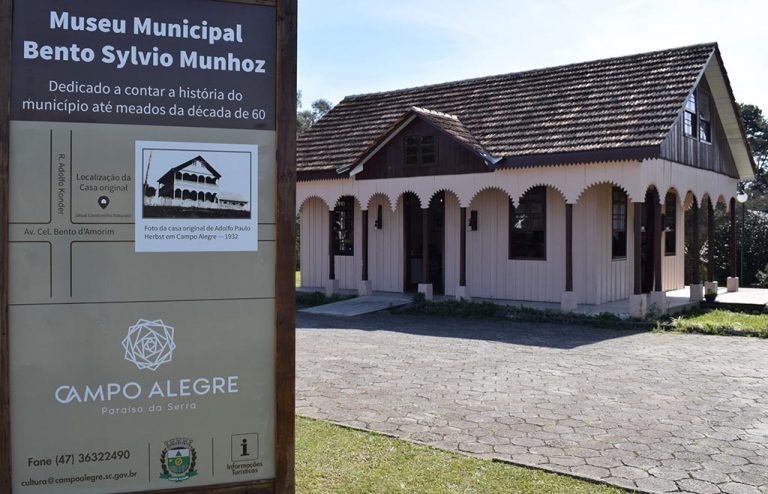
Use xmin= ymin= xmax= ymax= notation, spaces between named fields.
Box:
xmin=298 ymin=312 xmax=768 ymax=493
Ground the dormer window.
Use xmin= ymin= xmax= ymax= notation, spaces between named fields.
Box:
xmin=683 ymin=92 xmax=697 ymax=138
xmin=405 ymin=135 xmax=437 ymax=165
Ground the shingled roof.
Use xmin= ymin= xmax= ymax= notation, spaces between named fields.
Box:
xmin=298 ymin=43 xmax=730 ymax=178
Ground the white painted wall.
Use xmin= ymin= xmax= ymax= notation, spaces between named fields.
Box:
xmin=299 ymin=197 xmax=361 ymax=290
xmin=662 ymin=197 xmax=686 ymax=291
xmin=574 ymin=185 xmax=634 ymax=305
xmin=465 ymin=188 xmax=565 ymax=302
xmin=443 ymin=193 xmax=461 ymax=297
xmin=299 ymin=197 xmax=329 ymax=289
xmin=299 ymin=173 xmax=691 ymax=302
xmin=368 ymin=195 xmax=404 ymax=292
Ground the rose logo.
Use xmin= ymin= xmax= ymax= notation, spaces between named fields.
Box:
xmin=122 ymin=319 xmax=176 ymax=371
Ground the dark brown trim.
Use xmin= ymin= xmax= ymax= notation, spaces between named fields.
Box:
xmin=362 ymin=210 xmax=369 ymax=281
xmin=421 ymin=207 xmax=429 ymax=284
xmin=692 ymin=199 xmax=700 ymax=283
xmin=730 ymin=197 xmax=737 ymax=278
xmin=495 ymin=146 xmax=661 ymax=170
xmin=707 ymin=199 xmax=715 ymax=283
xmin=633 ymin=202 xmax=643 ymax=295
xmin=653 ymin=197 xmax=662 ymax=292
xmin=565 ymin=203 xmax=573 ymax=292
xmin=328 ymin=210 xmax=335 ymax=280
xmin=274 ymin=0 xmax=296 ymax=492
xmin=0 ymin=0 xmax=11 ymax=491
xmin=0 ymin=111 xmax=10 ymax=493
xmin=297 ymin=169 xmax=339 ymax=182
xmin=459 ymin=207 xmax=466 ymax=287
xmin=2 ymin=1 xmax=295 ymax=493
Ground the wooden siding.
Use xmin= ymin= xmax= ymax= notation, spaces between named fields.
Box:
xmin=443 ymin=193 xmax=461 ymax=296
xmin=660 ymin=76 xmax=739 ymax=178
xmin=466 ymin=189 xmax=565 ymax=302
xmin=573 ymin=185 xmax=634 ymax=305
xmin=356 ymin=119 xmax=489 ymax=180
xmin=299 ymin=198 xmax=329 ymax=288
xmin=301 ymin=184 xmax=686 ymax=303
xmin=662 ymin=198 xmax=685 ymax=291
xmin=368 ymin=196 xmax=404 ymax=292
xmin=299 ymin=197 xmax=361 ymax=290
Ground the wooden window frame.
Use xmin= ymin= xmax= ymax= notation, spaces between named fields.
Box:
xmin=683 ymin=91 xmax=698 ymax=139
xmin=611 ymin=187 xmax=628 ymax=260
xmin=509 ymin=187 xmax=547 ymax=261
xmin=404 ymin=135 xmax=437 ymax=166
xmin=331 ymin=197 xmax=355 ymax=256
xmin=698 ymin=90 xmax=712 ymax=144
xmin=664 ymin=192 xmax=677 ymax=256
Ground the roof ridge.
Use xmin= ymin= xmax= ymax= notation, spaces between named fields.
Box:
xmin=342 ymin=42 xmax=717 ymax=101
xmin=411 ymin=106 xmax=460 ymax=121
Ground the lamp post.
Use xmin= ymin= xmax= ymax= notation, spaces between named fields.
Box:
xmin=736 ymin=192 xmax=748 ymax=281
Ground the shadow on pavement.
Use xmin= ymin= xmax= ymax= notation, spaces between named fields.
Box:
xmin=297 ymin=311 xmax=646 ymax=350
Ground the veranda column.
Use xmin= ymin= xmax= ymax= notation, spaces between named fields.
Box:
xmin=561 ymin=203 xmax=577 ymax=311
xmin=704 ymin=199 xmax=718 ymax=299
xmin=690 ymin=199 xmax=703 ymax=301
xmin=418 ymin=207 xmax=433 ymax=300
xmin=456 ymin=207 xmax=470 ymax=301
xmin=359 ymin=209 xmax=373 ymax=295
xmin=649 ymin=196 xmax=667 ymax=313
xmin=325 ymin=209 xmax=339 ymax=296
xmin=630 ymin=202 xmax=647 ymax=317
xmin=727 ymin=198 xmax=739 ymax=292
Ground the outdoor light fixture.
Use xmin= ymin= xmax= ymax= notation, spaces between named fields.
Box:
xmin=374 ymin=204 xmax=383 ymax=229
xmin=736 ymin=192 xmax=748 ymax=279
xmin=469 ymin=210 xmax=478 ymax=231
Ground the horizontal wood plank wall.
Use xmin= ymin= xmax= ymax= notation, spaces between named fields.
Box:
xmin=299 ymin=198 xmax=329 ymax=288
xmin=662 ymin=202 xmax=685 ymax=291
xmin=466 ymin=189 xmax=564 ymax=302
xmin=659 ymin=76 xmax=739 ymax=178
xmin=368 ymin=196 xmax=403 ymax=292
xmin=443 ymin=194 xmax=460 ymax=297
xmin=573 ymin=185 xmax=633 ymax=305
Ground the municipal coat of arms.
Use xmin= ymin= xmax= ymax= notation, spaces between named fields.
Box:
xmin=160 ymin=437 xmax=198 ymax=482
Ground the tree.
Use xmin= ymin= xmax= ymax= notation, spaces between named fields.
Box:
xmin=297 ymin=90 xmax=333 ymax=135
xmin=739 ymin=103 xmax=768 ymax=196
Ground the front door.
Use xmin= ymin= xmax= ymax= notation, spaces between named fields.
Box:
xmin=403 ymin=193 xmax=445 ymax=293
xmin=641 ymin=189 xmax=657 ymax=293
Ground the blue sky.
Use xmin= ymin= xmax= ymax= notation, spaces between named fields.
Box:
xmin=297 ymin=0 xmax=767 ymax=113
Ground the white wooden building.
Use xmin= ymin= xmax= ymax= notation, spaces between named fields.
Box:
xmin=296 ymin=44 xmax=755 ymax=316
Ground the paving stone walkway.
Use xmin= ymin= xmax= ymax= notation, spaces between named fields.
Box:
xmin=296 ymin=312 xmax=768 ymax=494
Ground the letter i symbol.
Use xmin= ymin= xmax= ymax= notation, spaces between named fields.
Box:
xmin=240 ymin=439 xmax=249 ymax=457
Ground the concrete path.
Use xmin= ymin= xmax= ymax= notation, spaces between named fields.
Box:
xmin=297 ymin=312 xmax=768 ymax=494
xmin=299 ymin=293 xmax=411 ymax=317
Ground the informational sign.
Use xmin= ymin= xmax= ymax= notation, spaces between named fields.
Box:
xmin=2 ymin=0 xmax=295 ymax=493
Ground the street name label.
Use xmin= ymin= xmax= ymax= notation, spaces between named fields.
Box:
xmin=7 ymin=0 xmax=278 ymax=492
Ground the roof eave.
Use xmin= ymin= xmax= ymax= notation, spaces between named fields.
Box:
xmin=495 ymin=146 xmax=661 ymax=169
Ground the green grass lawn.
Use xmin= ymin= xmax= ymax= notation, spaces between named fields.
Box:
xmin=660 ymin=309 xmax=768 ymax=337
xmin=296 ymin=417 xmax=629 ymax=494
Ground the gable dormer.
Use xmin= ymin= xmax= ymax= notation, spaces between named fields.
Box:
xmin=660 ymin=74 xmax=739 ymax=178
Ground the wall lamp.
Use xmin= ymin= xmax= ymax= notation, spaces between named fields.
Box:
xmin=374 ymin=205 xmax=383 ymax=229
xmin=468 ymin=210 xmax=478 ymax=231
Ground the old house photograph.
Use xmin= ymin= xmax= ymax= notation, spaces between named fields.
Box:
xmin=141 ymin=148 xmax=252 ymax=219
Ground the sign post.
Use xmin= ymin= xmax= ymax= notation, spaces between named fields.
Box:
xmin=0 ymin=0 xmax=296 ymax=492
